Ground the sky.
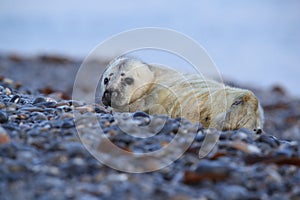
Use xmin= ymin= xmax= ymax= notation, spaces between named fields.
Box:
xmin=0 ymin=0 xmax=300 ymax=96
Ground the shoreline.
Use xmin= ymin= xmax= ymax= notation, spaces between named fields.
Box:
xmin=0 ymin=54 xmax=300 ymax=199
xmin=1 ymin=53 xmax=299 ymax=98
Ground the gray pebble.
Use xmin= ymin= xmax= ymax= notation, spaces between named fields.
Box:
xmin=217 ymin=184 xmax=250 ymax=200
xmin=132 ymin=111 xmax=149 ymax=118
xmin=31 ymin=112 xmax=47 ymax=121
xmin=36 ymin=101 xmax=57 ymax=108
xmin=257 ymin=134 xmax=280 ymax=147
xmin=195 ymin=160 xmax=232 ymax=176
xmin=61 ymin=120 xmax=75 ymax=129
xmin=276 ymin=142 xmax=297 ymax=157
xmin=69 ymin=100 xmax=85 ymax=107
xmin=32 ymin=97 xmax=46 ymax=105
xmin=10 ymin=95 xmax=21 ymax=103
xmin=0 ymin=111 xmax=8 ymax=123
xmin=20 ymin=106 xmax=44 ymax=112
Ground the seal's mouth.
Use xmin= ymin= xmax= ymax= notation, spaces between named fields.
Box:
xmin=102 ymin=90 xmax=112 ymax=106
xmin=102 ymin=90 xmax=122 ymax=107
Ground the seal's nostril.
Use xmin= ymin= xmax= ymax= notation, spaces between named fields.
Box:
xmin=112 ymin=91 xmax=118 ymax=98
xmin=105 ymin=90 xmax=111 ymax=98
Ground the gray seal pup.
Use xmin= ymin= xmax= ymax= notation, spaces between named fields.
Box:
xmin=99 ymin=57 xmax=264 ymax=131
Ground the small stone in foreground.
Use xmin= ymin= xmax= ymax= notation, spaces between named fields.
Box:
xmin=0 ymin=111 xmax=8 ymax=123
xmin=0 ymin=126 xmax=10 ymax=144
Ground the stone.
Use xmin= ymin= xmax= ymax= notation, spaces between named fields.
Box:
xmin=0 ymin=111 xmax=8 ymax=123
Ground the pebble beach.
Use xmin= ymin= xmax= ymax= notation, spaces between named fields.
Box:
xmin=0 ymin=55 xmax=300 ymax=200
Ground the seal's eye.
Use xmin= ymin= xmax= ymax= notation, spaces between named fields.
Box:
xmin=124 ymin=77 xmax=134 ymax=85
xmin=104 ymin=78 xmax=109 ymax=85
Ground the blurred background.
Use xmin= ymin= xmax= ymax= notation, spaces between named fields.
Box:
xmin=1 ymin=0 xmax=300 ymax=96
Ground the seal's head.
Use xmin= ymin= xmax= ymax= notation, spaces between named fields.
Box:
xmin=99 ymin=57 xmax=155 ymax=109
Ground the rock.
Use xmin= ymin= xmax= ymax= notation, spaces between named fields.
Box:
xmin=36 ymin=101 xmax=57 ymax=108
xmin=0 ymin=85 xmax=4 ymax=93
xmin=31 ymin=112 xmax=47 ymax=121
xmin=61 ymin=120 xmax=75 ymax=129
xmin=0 ymin=141 xmax=18 ymax=158
xmin=183 ymin=160 xmax=232 ymax=184
xmin=257 ymin=134 xmax=280 ymax=147
xmin=74 ymin=105 xmax=94 ymax=113
xmin=227 ymin=141 xmax=261 ymax=154
xmin=19 ymin=106 xmax=44 ymax=112
xmin=10 ymin=95 xmax=22 ymax=104
xmin=275 ymin=143 xmax=294 ymax=157
xmin=69 ymin=100 xmax=85 ymax=107
xmin=132 ymin=111 xmax=151 ymax=126
xmin=32 ymin=97 xmax=47 ymax=105
xmin=0 ymin=111 xmax=8 ymax=123
xmin=5 ymin=87 xmax=12 ymax=95
xmin=217 ymin=184 xmax=250 ymax=200
xmin=0 ymin=126 xmax=10 ymax=144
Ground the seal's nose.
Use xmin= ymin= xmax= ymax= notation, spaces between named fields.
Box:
xmin=102 ymin=90 xmax=112 ymax=106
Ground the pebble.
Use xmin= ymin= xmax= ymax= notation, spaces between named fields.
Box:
xmin=0 ymin=126 xmax=10 ymax=144
xmin=19 ymin=106 xmax=44 ymax=112
xmin=94 ymin=105 xmax=108 ymax=114
xmin=69 ymin=100 xmax=85 ymax=107
xmin=5 ymin=87 xmax=12 ymax=95
xmin=0 ymin=102 xmax=5 ymax=109
xmin=195 ymin=160 xmax=232 ymax=175
xmin=74 ymin=105 xmax=94 ymax=113
xmin=217 ymin=184 xmax=250 ymax=200
xmin=61 ymin=120 xmax=75 ymax=129
xmin=10 ymin=95 xmax=21 ymax=103
xmin=32 ymin=97 xmax=46 ymax=104
xmin=257 ymin=134 xmax=280 ymax=148
xmin=36 ymin=101 xmax=57 ymax=108
xmin=31 ymin=112 xmax=47 ymax=121
xmin=132 ymin=111 xmax=149 ymax=118
xmin=227 ymin=141 xmax=261 ymax=154
xmin=132 ymin=111 xmax=151 ymax=126
xmin=276 ymin=143 xmax=294 ymax=157
xmin=101 ymin=113 xmax=115 ymax=123
xmin=0 ymin=111 xmax=8 ymax=123
xmin=183 ymin=160 xmax=232 ymax=184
